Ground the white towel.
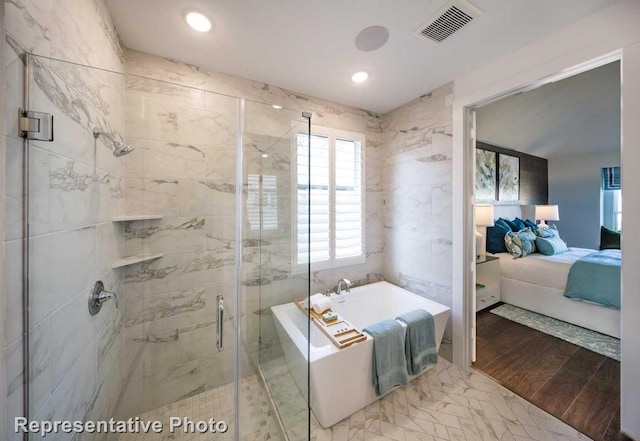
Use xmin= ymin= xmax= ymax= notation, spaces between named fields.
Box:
xmin=304 ymin=293 xmax=324 ymax=309
xmin=312 ymin=297 xmax=332 ymax=314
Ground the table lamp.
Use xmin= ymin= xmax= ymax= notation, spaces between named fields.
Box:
xmin=535 ymin=205 xmax=559 ymax=228
xmin=476 ymin=204 xmax=494 ymax=260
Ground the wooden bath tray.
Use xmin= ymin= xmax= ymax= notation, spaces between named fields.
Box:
xmin=294 ymin=298 xmax=367 ymax=349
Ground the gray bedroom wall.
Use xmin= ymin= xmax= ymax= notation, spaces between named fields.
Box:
xmin=476 ymin=60 xmax=620 ymax=250
xmin=475 ymin=61 xmax=620 ymax=160
xmin=549 ymin=150 xmax=620 ymax=249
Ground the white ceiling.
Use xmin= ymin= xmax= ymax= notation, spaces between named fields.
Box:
xmin=476 ymin=61 xmax=620 ymax=159
xmin=105 ymin=0 xmax=617 ymax=114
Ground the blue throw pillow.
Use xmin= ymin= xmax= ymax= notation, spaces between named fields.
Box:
xmin=535 ymin=224 xmax=559 ymax=238
xmin=518 ymin=227 xmax=537 ymax=253
xmin=503 ymin=218 xmax=525 ymax=232
xmin=600 ymin=226 xmax=620 ymax=250
xmin=505 ymin=228 xmax=536 ymax=258
xmin=535 ymin=235 xmax=568 ymax=256
xmin=495 ymin=218 xmax=511 ymax=230
xmin=486 ymin=223 xmax=510 ymax=254
xmin=513 ymin=218 xmax=526 ymax=231
xmin=522 ymin=218 xmax=539 ymax=231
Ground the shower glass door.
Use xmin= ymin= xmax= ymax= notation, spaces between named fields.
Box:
xmin=242 ymin=100 xmax=311 ymax=441
xmin=23 ymin=54 xmax=135 ymax=439
xmin=117 ymin=68 xmax=241 ymax=437
xmin=17 ymin=51 xmax=311 ymax=441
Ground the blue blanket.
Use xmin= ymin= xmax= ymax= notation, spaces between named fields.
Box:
xmin=397 ymin=309 xmax=438 ymax=375
xmin=363 ymin=320 xmax=409 ymax=397
xmin=564 ymin=249 xmax=621 ymax=309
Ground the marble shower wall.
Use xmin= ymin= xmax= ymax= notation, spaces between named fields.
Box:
xmin=116 ymin=73 xmax=241 ymax=418
xmin=381 ymin=83 xmax=454 ymax=340
xmin=0 ymin=3 xmax=6 ymax=441
xmin=241 ymin=102 xmax=309 ymax=366
xmin=2 ymin=0 xmax=126 ymax=440
xmin=125 ymin=50 xmax=385 ymax=293
xmin=117 ymin=49 xmax=386 ymax=416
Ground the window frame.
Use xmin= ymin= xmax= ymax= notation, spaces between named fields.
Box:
xmin=291 ymin=124 xmax=366 ymax=273
xmin=614 ymin=189 xmax=622 ymax=231
xmin=601 ymin=166 xmax=622 ymax=232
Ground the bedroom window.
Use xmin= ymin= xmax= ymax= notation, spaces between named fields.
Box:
xmin=295 ymin=127 xmax=365 ymax=271
xmin=610 ymin=190 xmax=622 ymax=231
xmin=601 ymin=166 xmax=621 ymax=231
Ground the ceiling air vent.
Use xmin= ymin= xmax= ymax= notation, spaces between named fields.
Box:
xmin=414 ymin=0 xmax=482 ymax=43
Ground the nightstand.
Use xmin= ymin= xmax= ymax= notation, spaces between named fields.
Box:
xmin=476 ymin=255 xmax=501 ymax=311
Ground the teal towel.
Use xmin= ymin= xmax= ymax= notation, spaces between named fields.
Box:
xmin=397 ymin=309 xmax=438 ymax=375
xmin=363 ymin=320 xmax=409 ymax=397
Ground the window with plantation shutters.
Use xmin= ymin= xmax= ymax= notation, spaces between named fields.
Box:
xmin=295 ymin=127 xmax=365 ymax=270
xmin=247 ymin=174 xmax=278 ymax=231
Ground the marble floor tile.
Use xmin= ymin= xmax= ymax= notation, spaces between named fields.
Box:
xmin=116 ymin=358 xmax=591 ymax=441
xmin=306 ymin=358 xmax=590 ymax=441
xmin=115 ymin=374 xmax=283 ymax=441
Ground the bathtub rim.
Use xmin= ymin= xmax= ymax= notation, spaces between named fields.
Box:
xmin=271 ymin=281 xmax=451 ymax=362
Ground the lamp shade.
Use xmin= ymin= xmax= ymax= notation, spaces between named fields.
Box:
xmin=475 ymin=204 xmax=495 ymax=227
xmin=535 ymin=205 xmax=560 ymax=221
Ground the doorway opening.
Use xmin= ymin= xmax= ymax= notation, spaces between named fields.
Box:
xmin=461 ymin=53 xmax=621 ymax=439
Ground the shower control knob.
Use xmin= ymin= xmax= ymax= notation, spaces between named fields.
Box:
xmin=88 ymin=280 xmax=119 ymax=315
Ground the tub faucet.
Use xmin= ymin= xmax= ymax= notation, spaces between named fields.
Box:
xmin=336 ymin=279 xmax=352 ymax=295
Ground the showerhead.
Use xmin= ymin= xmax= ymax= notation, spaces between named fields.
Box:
xmin=93 ymin=128 xmax=135 ymax=157
xmin=112 ymin=142 xmax=134 ymax=157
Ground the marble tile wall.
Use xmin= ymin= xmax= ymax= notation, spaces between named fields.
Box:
xmin=2 ymin=1 xmax=126 ymax=440
xmin=116 ymin=74 xmax=240 ymax=418
xmin=381 ymin=83 xmax=454 ymax=341
xmin=0 ymin=3 xmax=6 ymax=441
xmin=124 ymin=49 xmax=386 ymax=294
xmin=240 ymin=103 xmax=308 ymax=366
xmin=118 ymin=49 xmax=386 ymax=418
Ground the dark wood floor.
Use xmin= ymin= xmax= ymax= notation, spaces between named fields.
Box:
xmin=474 ymin=305 xmax=628 ymax=441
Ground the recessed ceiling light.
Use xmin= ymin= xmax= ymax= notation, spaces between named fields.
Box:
xmin=184 ymin=11 xmax=212 ymax=32
xmin=351 ymin=71 xmax=369 ymax=83
xmin=261 ymin=153 xmax=269 ymax=158
xmin=272 ymin=105 xmax=282 ymax=109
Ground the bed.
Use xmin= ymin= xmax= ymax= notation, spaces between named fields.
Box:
xmin=496 ymin=248 xmax=621 ymax=338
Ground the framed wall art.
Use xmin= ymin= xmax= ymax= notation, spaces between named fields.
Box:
xmin=476 ymin=148 xmax=497 ymax=201
xmin=498 ymin=154 xmax=520 ymax=201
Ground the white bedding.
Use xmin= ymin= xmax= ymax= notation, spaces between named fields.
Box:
xmin=494 ymin=247 xmax=595 ymax=291
xmin=491 ymin=247 xmax=619 ymax=338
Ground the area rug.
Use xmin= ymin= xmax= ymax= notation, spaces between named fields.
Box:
xmin=490 ymin=303 xmax=620 ymax=361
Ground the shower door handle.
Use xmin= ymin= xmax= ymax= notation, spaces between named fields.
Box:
xmin=217 ymin=295 xmax=224 ymax=351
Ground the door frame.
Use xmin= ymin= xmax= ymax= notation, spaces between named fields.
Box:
xmin=452 ymin=49 xmax=622 ymax=370
xmin=451 ymin=42 xmax=640 ymax=437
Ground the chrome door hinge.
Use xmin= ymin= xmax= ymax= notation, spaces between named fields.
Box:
xmin=19 ymin=109 xmax=54 ymax=141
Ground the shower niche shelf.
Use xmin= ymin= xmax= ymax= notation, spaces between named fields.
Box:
xmin=112 ymin=214 xmax=163 ymax=222
xmin=112 ymin=253 xmax=163 ymax=269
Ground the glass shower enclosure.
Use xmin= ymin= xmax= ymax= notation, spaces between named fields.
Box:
xmin=8 ymin=49 xmax=311 ymax=441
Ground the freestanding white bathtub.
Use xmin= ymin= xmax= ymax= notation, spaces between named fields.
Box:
xmin=271 ymin=281 xmax=451 ymax=428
